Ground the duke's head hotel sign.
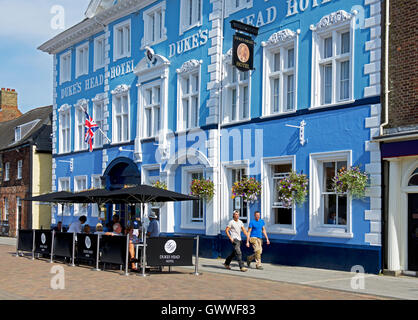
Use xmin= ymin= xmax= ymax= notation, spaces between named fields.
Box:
xmin=233 ymin=33 xmax=255 ymax=72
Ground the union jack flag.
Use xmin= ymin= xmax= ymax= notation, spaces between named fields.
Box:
xmin=84 ymin=111 xmax=99 ymax=152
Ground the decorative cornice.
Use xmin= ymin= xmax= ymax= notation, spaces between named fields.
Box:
xmin=111 ymin=84 xmax=130 ymax=95
xmin=310 ymin=10 xmax=353 ymax=31
xmin=176 ymin=59 xmax=203 ymax=74
xmin=262 ymin=29 xmax=298 ymax=47
xmin=75 ymin=98 xmax=89 ymax=108
xmin=92 ymin=93 xmax=107 ymax=102
xmin=38 ymin=0 xmax=156 ymax=55
xmin=58 ymin=104 xmax=71 ymax=112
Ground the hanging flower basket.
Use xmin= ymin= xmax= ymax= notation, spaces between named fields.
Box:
xmin=152 ymin=180 xmax=167 ymax=190
xmin=277 ymin=171 xmax=309 ymax=208
xmin=190 ymin=179 xmax=215 ymax=201
xmin=231 ymin=177 xmax=262 ymax=204
xmin=332 ymin=166 xmax=368 ymax=199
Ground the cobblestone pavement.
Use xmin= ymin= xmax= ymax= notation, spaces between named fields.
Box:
xmin=0 ymin=245 xmax=388 ymax=300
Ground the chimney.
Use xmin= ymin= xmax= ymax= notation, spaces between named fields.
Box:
xmin=0 ymin=88 xmax=22 ymax=122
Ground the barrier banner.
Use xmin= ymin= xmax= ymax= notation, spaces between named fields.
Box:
xmin=34 ymin=230 xmax=52 ymax=255
xmin=54 ymin=232 xmax=74 ymax=258
xmin=100 ymin=235 xmax=127 ymax=265
xmin=76 ymin=233 xmax=98 ymax=261
xmin=147 ymin=237 xmax=194 ymax=266
xmin=17 ymin=230 xmax=33 ymax=252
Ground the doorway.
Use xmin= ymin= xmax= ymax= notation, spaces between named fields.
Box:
xmin=408 ymin=193 xmax=418 ymax=271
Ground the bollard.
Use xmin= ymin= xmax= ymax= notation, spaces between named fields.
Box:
xmin=70 ymin=233 xmax=76 ymax=267
xmin=124 ymin=235 xmax=129 ymax=276
xmin=194 ymin=235 xmax=200 ymax=276
xmin=95 ymin=234 xmax=101 ymax=271
xmin=31 ymin=230 xmax=35 ymax=260
xmin=140 ymin=230 xmax=148 ymax=277
xmin=15 ymin=229 xmax=19 ymax=257
xmin=50 ymin=230 xmax=55 ymax=263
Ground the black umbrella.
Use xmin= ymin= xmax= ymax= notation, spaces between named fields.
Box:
xmin=23 ymin=191 xmax=75 ymax=203
xmin=57 ymin=188 xmax=116 ymax=205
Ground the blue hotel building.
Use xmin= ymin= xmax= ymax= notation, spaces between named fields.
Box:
xmin=39 ymin=0 xmax=383 ymax=273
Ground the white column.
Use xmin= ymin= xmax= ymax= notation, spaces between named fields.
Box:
xmin=163 ymin=171 xmax=175 ymax=233
xmin=387 ymin=159 xmax=402 ymax=271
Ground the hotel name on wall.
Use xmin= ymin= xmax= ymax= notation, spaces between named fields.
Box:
xmin=60 ymin=60 xmax=134 ymax=99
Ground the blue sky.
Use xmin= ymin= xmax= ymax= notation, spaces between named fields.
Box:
xmin=0 ymin=0 xmax=89 ymax=113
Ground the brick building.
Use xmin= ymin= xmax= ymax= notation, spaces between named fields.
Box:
xmin=0 ymin=106 xmax=52 ymax=237
xmin=0 ymin=88 xmax=22 ymax=122
xmin=374 ymin=0 xmax=418 ymax=275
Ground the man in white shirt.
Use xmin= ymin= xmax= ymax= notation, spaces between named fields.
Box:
xmin=68 ymin=216 xmax=87 ymax=234
xmin=224 ymin=210 xmax=249 ymax=272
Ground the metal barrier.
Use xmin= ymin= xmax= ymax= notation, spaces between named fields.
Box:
xmin=16 ymin=230 xmax=201 ymax=276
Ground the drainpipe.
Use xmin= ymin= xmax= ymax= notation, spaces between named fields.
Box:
xmin=380 ymin=0 xmax=390 ymax=136
xmin=217 ymin=0 xmax=226 ymax=247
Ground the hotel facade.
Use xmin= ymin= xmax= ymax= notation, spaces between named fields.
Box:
xmin=39 ymin=0 xmax=383 ymax=273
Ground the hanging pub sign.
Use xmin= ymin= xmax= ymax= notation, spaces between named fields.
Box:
xmin=233 ymin=33 xmax=255 ymax=72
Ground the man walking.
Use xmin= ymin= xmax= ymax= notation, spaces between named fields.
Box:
xmin=224 ymin=210 xmax=249 ymax=272
xmin=246 ymin=211 xmax=270 ymax=270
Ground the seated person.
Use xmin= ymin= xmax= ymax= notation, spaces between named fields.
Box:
xmin=105 ymin=222 xmax=123 ymax=236
xmin=94 ymin=223 xmax=105 ymax=235
xmin=68 ymin=216 xmax=87 ymax=233
xmin=147 ymin=212 xmax=160 ymax=238
xmin=125 ymin=226 xmax=138 ymax=271
xmin=53 ymin=221 xmax=67 ymax=233
xmin=83 ymin=224 xmax=91 ymax=234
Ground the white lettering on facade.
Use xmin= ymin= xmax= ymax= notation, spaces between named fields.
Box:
xmin=286 ymin=0 xmax=334 ymax=17
xmin=169 ymin=29 xmax=209 ymax=58
xmin=110 ymin=60 xmax=134 ymax=80
xmin=240 ymin=6 xmax=277 ymax=28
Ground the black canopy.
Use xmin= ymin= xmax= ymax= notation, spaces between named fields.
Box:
xmin=23 ymin=191 xmax=74 ymax=203
xmin=57 ymin=188 xmax=116 ymax=205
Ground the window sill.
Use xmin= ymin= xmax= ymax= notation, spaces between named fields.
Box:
xmin=93 ymin=65 xmax=105 ymax=73
xmin=260 ymin=110 xmax=297 ymax=120
xmin=180 ymin=223 xmax=205 ymax=230
xmin=113 ymin=53 xmax=132 ymax=63
xmin=141 ymin=36 xmax=168 ymax=51
xmin=180 ymin=22 xmax=202 ymax=36
xmin=75 ymin=72 xmax=88 ymax=79
xmin=309 ymin=100 xmax=355 ymax=111
xmin=221 ymin=118 xmax=251 ymax=127
xmin=267 ymin=225 xmax=297 ymax=235
xmin=308 ymin=230 xmax=353 ymax=239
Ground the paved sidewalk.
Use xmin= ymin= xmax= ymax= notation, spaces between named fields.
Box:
xmin=183 ymin=257 xmax=418 ymax=300
xmin=0 ymin=243 xmax=385 ymax=300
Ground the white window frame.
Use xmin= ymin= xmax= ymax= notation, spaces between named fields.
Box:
xmin=17 ymin=160 xmax=22 ymax=180
xmin=58 ymin=177 xmax=71 ymax=216
xmin=4 ymin=197 xmax=9 ymax=221
xmin=221 ymin=161 xmax=250 ymax=228
xmin=176 ymin=61 xmax=201 ymax=132
xmin=262 ymin=29 xmax=299 ymax=117
xmin=179 ymin=0 xmax=202 ymax=35
xmin=310 ymin=10 xmax=356 ymax=109
xmin=225 ymin=0 xmax=253 ymax=18
xmin=91 ymin=175 xmax=102 ymax=217
xmin=94 ymin=34 xmax=106 ymax=72
xmin=261 ymin=156 xmax=296 ymax=235
xmin=142 ymin=1 xmax=167 ymax=49
xmin=60 ymin=51 xmax=72 ymax=85
xmin=15 ymin=126 xmax=21 ymax=142
xmin=74 ymin=176 xmax=88 ymax=216
xmin=113 ymin=19 xmax=131 ymax=61
xmin=76 ymin=42 xmax=89 ymax=78
xmin=141 ymin=80 xmax=163 ymax=139
xmin=16 ymin=196 xmax=22 ymax=232
xmin=93 ymin=100 xmax=105 ymax=148
xmin=74 ymin=102 xmax=88 ymax=152
xmin=222 ymin=54 xmax=251 ymax=124
xmin=58 ymin=104 xmax=71 ymax=154
xmin=4 ymin=162 xmax=9 ymax=181
xmin=181 ymin=165 xmax=206 ymax=230
xmin=309 ymin=150 xmax=353 ymax=238
xmin=111 ymin=85 xmax=130 ymax=144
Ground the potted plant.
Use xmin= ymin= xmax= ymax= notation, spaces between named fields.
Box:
xmin=152 ymin=180 xmax=167 ymax=190
xmin=231 ymin=177 xmax=262 ymax=204
xmin=190 ymin=178 xmax=215 ymax=201
xmin=332 ymin=166 xmax=368 ymax=199
xmin=277 ymin=171 xmax=309 ymax=208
